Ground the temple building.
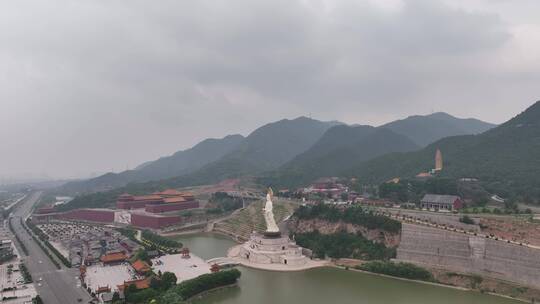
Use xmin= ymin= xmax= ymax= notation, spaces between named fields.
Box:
xmin=32 ymin=207 xmax=183 ymax=229
xmin=116 ymin=190 xmax=199 ymax=213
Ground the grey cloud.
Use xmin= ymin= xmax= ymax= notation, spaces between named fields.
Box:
xmin=0 ymin=0 xmax=538 ymax=179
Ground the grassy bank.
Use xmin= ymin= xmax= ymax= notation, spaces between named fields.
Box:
xmin=356 ymin=261 xmax=434 ymax=281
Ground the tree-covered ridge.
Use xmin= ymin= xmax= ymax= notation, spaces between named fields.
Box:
xmin=294 ymin=204 xmax=402 ymax=234
xmin=349 ymin=101 xmax=540 ymax=202
xmin=261 ymin=126 xmax=419 ymax=189
xmin=381 ymin=112 xmax=495 ymax=147
xmin=295 ymin=231 xmax=396 ymax=260
xmin=60 ymin=134 xmax=245 ymax=194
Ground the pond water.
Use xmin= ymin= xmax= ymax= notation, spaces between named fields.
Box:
xmin=170 ymin=233 xmax=520 ymax=304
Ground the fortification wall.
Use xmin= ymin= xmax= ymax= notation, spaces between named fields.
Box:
xmin=396 ymin=223 xmax=540 ymax=288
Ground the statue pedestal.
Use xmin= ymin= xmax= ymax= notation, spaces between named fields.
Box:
xmin=238 ymin=232 xmax=309 ymax=267
xmin=263 ymin=231 xmax=282 ymax=238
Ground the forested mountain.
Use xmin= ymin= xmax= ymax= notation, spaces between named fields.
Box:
xmin=59 ymin=134 xmax=245 ymax=193
xmin=162 ymin=117 xmax=340 ymax=185
xmin=58 ymin=110 xmax=500 ymax=208
xmin=381 ymin=112 xmax=496 ymax=147
xmin=349 ymin=101 xmax=540 ymax=200
xmin=58 ymin=117 xmax=337 ymax=198
xmin=261 ymin=125 xmax=419 ymax=188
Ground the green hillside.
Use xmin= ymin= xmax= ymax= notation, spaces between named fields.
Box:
xmin=261 ymin=126 xmax=419 ymax=188
xmin=350 ymin=101 xmax=540 ymax=201
xmin=213 ymin=199 xmax=295 ymax=240
xmin=60 ymin=134 xmax=245 ymax=193
xmin=57 ymin=117 xmax=338 ymax=210
xmin=165 ymin=116 xmax=340 ymax=185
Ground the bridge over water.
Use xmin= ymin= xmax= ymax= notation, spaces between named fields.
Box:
xmin=206 ymin=257 xmax=239 ymax=267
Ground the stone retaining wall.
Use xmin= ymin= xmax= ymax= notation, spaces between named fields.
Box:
xmin=386 ymin=210 xmax=479 ymax=232
xmin=396 ymin=223 xmax=540 ymax=288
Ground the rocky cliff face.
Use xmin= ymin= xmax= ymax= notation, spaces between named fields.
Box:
xmin=289 ymin=218 xmax=401 ymax=248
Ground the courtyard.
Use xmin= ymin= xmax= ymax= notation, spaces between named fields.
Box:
xmin=151 ymin=253 xmax=211 ymax=283
xmin=84 ymin=263 xmax=138 ymax=293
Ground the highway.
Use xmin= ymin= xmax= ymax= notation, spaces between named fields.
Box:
xmin=9 ymin=192 xmax=92 ymax=303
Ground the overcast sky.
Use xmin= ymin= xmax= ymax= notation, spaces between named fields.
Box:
xmin=1 ymin=0 xmax=539 ymax=180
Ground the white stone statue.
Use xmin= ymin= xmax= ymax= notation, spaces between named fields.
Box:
xmin=264 ymin=188 xmax=280 ymax=234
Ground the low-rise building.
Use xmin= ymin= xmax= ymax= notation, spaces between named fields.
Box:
xmin=116 ymin=190 xmax=199 ymax=213
xmin=420 ymin=194 xmax=463 ymax=211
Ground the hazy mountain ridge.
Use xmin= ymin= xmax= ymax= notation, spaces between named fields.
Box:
xmin=58 ymin=112 xmax=495 ymax=196
xmin=164 ymin=117 xmax=341 ymax=184
xmin=59 ymin=134 xmax=245 ymax=193
xmin=348 ymin=101 xmax=540 ymax=199
xmin=381 ymin=112 xmax=496 ymax=147
xmin=260 ymin=126 xmax=420 ymax=188
xmin=59 ymin=117 xmax=337 ymax=194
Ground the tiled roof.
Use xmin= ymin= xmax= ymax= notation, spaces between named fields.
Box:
xmin=132 ymin=195 xmax=163 ymax=201
xmin=97 ymin=286 xmax=111 ymax=293
xmin=100 ymin=252 xmax=127 ymax=263
xmin=131 ymin=260 xmax=151 ymax=272
xmin=118 ymin=278 xmax=150 ymax=291
xmin=163 ymin=197 xmax=187 ymax=203
xmin=154 ymin=189 xmax=183 ymax=196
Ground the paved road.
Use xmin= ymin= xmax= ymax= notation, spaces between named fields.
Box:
xmin=9 ymin=192 xmax=92 ymax=304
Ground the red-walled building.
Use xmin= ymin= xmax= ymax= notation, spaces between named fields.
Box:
xmin=60 ymin=209 xmax=115 ymax=223
xmin=145 ymin=200 xmax=199 ymax=213
xmin=35 ymin=206 xmax=56 ymax=214
xmin=32 ymin=208 xmax=115 ymax=223
xmin=116 ymin=190 xmax=198 ymax=211
xmin=33 ymin=208 xmax=180 ymax=229
xmin=116 ymin=194 xmax=163 ymax=209
xmin=130 ymin=213 xmax=181 ymax=229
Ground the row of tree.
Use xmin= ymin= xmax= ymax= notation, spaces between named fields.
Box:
xmin=141 ymin=230 xmax=182 ymax=251
xmin=7 ymin=218 xmax=28 ymax=256
xmin=22 ymin=219 xmax=61 ymax=269
xmin=26 ymin=219 xmax=71 ymax=267
xmin=121 ymin=269 xmax=242 ymax=304
xmin=19 ymin=263 xmax=33 ymax=284
xmin=357 ymin=261 xmax=434 ymax=282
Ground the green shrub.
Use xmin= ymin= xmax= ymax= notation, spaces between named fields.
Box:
xmin=357 ymin=261 xmax=433 ymax=281
xmin=459 ymin=215 xmax=475 ymax=225
xmin=295 ymin=231 xmax=395 ymax=260
xmin=172 ymin=269 xmax=241 ymax=300
xmin=141 ymin=230 xmax=182 ymax=250
xmin=294 ymin=204 xmax=401 ymax=233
